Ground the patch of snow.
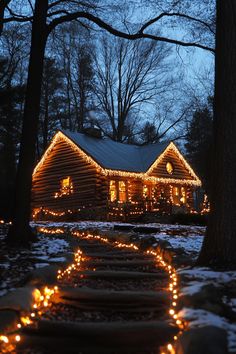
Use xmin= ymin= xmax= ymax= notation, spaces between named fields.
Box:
xmin=178 ymin=307 xmax=236 ymax=352
xmin=180 ymin=281 xmax=207 ymax=296
xmin=154 ymin=232 xmax=203 ymax=255
xmin=49 ymin=257 xmax=66 ymax=262
xmin=34 ymin=263 xmax=50 ymax=268
xmin=0 ymin=289 xmax=7 ymax=297
xmin=32 ymin=237 xmax=69 ymax=255
xmin=178 ymin=267 xmax=236 ymax=283
xmin=33 ymin=255 xmax=50 ymax=261
xmin=0 ymin=262 xmax=10 ymax=269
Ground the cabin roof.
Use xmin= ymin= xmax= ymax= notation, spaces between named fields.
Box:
xmin=61 ymin=129 xmax=170 ymax=173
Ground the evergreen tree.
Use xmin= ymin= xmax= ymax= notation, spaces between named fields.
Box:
xmin=141 ymin=122 xmax=158 ymax=144
xmin=185 ymin=101 xmax=213 ymax=191
xmin=38 ymin=57 xmax=64 ymax=156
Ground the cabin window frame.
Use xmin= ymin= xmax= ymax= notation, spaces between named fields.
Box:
xmin=171 ymin=185 xmax=186 ymax=205
xmin=118 ymin=180 xmax=127 ymax=202
xmin=109 ymin=179 xmax=128 ymax=203
xmin=109 ymin=180 xmax=117 ymax=202
xmin=54 ymin=176 xmax=73 ymax=198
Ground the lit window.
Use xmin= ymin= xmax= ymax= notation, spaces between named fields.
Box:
xmin=54 ymin=177 xmax=73 ymax=198
xmin=166 ymin=161 xmax=174 ymax=175
xmin=171 ymin=186 xmax=186 ymax=205
xmin=173 ymin=186 xmax=179 ymax=196
xmin=118 ymin=181 xmax=127 ymax=202
xmin=172 ymin=186 xmax=180 ymax=205
xmin=109 ymin=180 xmax=117 ymax=202
xmin=143 ymin=185 xmax=149 ymax=199
xmin=180 ymin=187 xmax=186 ymax=204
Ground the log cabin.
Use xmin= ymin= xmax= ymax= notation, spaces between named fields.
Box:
xmin=31 ymin=129 xmax=201 ymax=221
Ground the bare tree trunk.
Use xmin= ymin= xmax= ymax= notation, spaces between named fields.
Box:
xmin=197 ymin=1 xmax=236 ymax=267
xmin=7 ymin=0 xmax=48 ymax=244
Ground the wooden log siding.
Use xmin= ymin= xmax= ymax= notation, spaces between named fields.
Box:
xmin=95 ymin=174 xmax=108 ymax=207
xmin=32 ymin=139 xmax=100 ymax=211
xmin=149 ymin=149 xmax=194 ymax=180
xmin=128 ymin=179 xmax=143 ymax=203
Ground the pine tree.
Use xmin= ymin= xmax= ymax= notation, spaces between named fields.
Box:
xmin=185 ymin=101 xmax=213 ymax=191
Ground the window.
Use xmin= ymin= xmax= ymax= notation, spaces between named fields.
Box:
xmin=118 ymin=181 xmax=127 ymax=202
xmin=109 ymin=180 xmax=117 ymax=202
xmin=166 ymin=161 xmax=174 ymax=175
xmin=109 ymin=180 xmax=127 ymax=202
xmin=180 ymin=187 xmax=186 ymax=204
xmin=54 ymin=176 xmax=73 ymax=198
xmin=143 ymin=185 xmax=149 ymax=199
xmin=171 ymin=186 xmax=186 ymax=205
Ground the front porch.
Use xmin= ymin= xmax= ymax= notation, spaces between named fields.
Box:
xmin=107 ymin=178 xmax=195 ymax=220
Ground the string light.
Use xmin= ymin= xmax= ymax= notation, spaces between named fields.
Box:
xmin=33 ymin=131 xmax=201 ymax=187
xmin=0 ymin=285 xmax=58 ymax=352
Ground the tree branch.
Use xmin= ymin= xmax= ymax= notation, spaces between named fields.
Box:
xmin=47 ymin=12 xmax=215 ymax=53
xmin=139 ymin=12 xmax=215 ymax=35
xmin=3 ymin=16 xmax=33 ymax=23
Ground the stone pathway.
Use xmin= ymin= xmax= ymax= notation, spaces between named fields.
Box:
xmin=12 ymin=231 xmax=178 ymax=354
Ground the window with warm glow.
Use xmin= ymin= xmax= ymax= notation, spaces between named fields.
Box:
xmin=54 ymin=176 xmax=73 ymax=198
xmin=143 ymin=185 xmax=149 ymax=199
xmin=109 ymin=180 xmax=117 ymax=202
xmin=171 ymin=186 xmax=186 ymax=205
xmin=180 ymin=187 xmax=186 ymax=204
xmin=173 ymin=186 xmax=179 ymax=196
xmin=166 ymin=161 xmax=174 ymax=175
xmin=118 ymin=181 xmax=127 ymax=202
xmin=172 ymin=186 xmax=179 ymax=205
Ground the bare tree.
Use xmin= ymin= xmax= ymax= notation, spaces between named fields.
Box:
xmin=93 ymin=37 xmax=172 ymax=142
xmin=54 ymin=23 xmax=95 ymax=132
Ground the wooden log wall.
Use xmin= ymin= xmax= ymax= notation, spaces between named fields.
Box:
xmin=149 ymin=149 xmax=194 ymax=180
xmin=32 ymin=138 xmax=107 ymax=212
xmin=127 ymin=178 xmax=143 ymax=203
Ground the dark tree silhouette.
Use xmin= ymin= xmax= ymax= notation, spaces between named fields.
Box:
xmin=0 ymin=59 xmax=25 ymax=221
xmin=198 ymin=1 xmax=236 ymax=267
xmin=7 ymin=0 xmax=49 ymax=243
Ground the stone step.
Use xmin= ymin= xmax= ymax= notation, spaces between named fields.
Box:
xmin=76 ymin=270 xmax=168 ymax=280
xmin=21 ymin=320 xmax=178 ymax=349
xmin=82 ymin=259 xmax=156 ymax=267
xmin=82 ymin=252 xmax=152 ymax=259
xmin=54 ymin=286 xmax=170 ymax=309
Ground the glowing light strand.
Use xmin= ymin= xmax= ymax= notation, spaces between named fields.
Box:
xmin=33 ymin=131 xmax=201 ymax=187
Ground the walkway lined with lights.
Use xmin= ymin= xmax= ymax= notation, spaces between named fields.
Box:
xmin=1 ymin=227 xmax=183 ymax=354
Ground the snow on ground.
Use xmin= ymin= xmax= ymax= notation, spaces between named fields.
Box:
xmin=0 ymin=229 xmax=71 ymax=296
xmin=179 ymin=267 xmax=236 ymax=283
xmin=32 ymin=237 xmax=69 ymax=257
xmin=154 ymin=232 xmax=203 ymax=256
xmin=179 ymin=307 xmax=236 ymax=352
xmin=178 ymin=267 xmax=236 ymax=352
xmin=31 ymin=220 xmax=205 ymax=257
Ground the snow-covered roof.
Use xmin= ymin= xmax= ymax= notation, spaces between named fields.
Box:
xmin=61 ymin=129 xmax=170 ymax=173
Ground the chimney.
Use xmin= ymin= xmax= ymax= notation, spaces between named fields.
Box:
xmin=83 ymin=126 xmax=102 ymax=138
